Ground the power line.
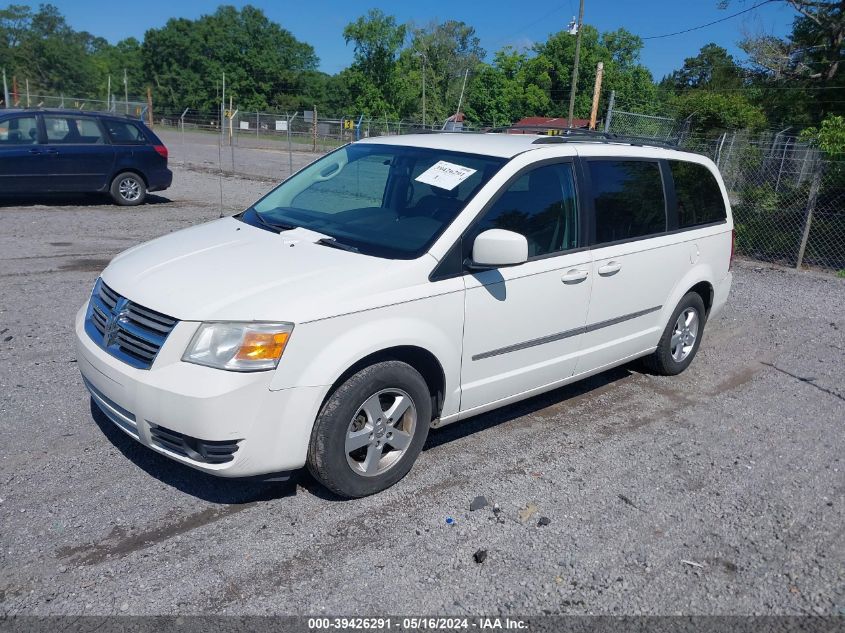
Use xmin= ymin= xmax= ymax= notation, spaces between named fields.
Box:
xmin=487 ymin=4 xmax=569 ymax=49
xmin=642 ymin=0 xmax=776 ymax=40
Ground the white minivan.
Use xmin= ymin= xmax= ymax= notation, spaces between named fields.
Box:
xmin=75 ymin=132 xmax=733 ymax=497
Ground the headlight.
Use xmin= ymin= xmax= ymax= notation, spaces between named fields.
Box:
xmin=182 ymin=322 xmax=294 ymax=372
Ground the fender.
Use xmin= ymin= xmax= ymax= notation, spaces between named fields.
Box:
xmin=269 ymin=287 xmax=465 ymax=417
xmin=660 ymin=227 xmax=730 ymax=327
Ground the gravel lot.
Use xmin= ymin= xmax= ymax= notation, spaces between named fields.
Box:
xmin=0 ymin=165 xmax=843 ymax=616
xmin=158 ymin=128 xmax=329 ymax=180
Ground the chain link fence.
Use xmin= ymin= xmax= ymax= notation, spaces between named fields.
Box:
xmin=150 ymin=104 xmax=845 ymax=275
xmin=151 ymin=108 xmax=474 ymax=179
xmin=608 ymin=111 xmax=844 ymax=274
xmin=12 ymin=93 xmax=148 ymax=117
xmin=606 ymin=109 xmax=692 ymax=143
xmin=716 ymin=137 xmax=844 ymax=273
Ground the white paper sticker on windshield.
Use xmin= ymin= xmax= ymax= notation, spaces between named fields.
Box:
xmin=415 ymin=161 xmax=477 ymax=190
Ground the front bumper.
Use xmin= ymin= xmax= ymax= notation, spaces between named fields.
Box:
xmin=74 ymin=304 xmax=323 ymax=477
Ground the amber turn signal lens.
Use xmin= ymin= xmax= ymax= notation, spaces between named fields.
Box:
xmin=234 ymin=331 xmax=290 ymax=361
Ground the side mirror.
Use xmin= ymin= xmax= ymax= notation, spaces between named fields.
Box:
xmin=469 ymin=229 xmax=528 ymax=269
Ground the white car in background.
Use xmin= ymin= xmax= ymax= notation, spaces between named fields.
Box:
xmin=75 ymin=132 xmax=733 ymax=497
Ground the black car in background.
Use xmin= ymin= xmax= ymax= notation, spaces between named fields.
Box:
xmin=0 ymin=109 xmax=172 ymax=205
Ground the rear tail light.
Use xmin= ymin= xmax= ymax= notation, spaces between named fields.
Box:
xmin=152 ymin=144 xmax=168 ymax=159
xmin=729 ymin=228 xmax=736 ymax=269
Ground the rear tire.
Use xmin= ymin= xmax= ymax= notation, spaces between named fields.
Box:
xmin=642 ymin=292 xmax=706 ymax=376
xmin=110 ymin=172 xmax=146 ymax=206
xmin=307 ymin=360 xmax=431 ymax=498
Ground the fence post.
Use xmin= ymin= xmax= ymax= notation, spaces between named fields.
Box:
xmin=795 ymin=159 xmax=822 ymax=270
xmin=715 ymin=132 xmax=727 ymax=168
xmin=603 ymin=90 xmax=615 ymax=133
xmin=775 ymin=136 xmax=791 ymax=193
xmin=287 ymin=112 xmax=295 ymax=176
xmin=180 ymin=107 xmax=189 ymax=165
xmin=312 ymin=105 xmax=317 ymax=152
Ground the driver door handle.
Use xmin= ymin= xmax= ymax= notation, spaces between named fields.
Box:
xmin=598 ymin=261 xmax=622 ymax=276
xmin=561 ymin=269 xmax=589 ymax=284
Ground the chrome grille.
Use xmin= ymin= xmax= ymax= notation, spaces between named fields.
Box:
xmin=84 ymin=278 xmax=178 ymax=369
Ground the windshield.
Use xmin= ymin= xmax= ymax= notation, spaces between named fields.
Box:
xmin=242 ymin=142 xmax=507 ymax=259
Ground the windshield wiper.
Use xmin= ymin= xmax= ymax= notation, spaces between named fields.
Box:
xmin=253 ymin=211 xmax=298 ymax=232
xmin=315 ymin=237 xmax=359 ymax=253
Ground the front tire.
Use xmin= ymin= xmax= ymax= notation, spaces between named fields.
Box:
xmin=307 ymin=360 xmax=431 ymax=498
xmin=642 ymin=291 xmax=706 ymax=376
xmin=110 ymin=172 xmax=146 ymax=206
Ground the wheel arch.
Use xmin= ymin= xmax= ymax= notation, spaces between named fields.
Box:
xmin=661 ymin=263 xmax=718 ymax=330
xmin=319 ymin=345 xmax=446 ymax=422
xmin=688 ymin=280 xmax=714 ymax=316
xmin=111 ymin=168 xmax=148 ymax=187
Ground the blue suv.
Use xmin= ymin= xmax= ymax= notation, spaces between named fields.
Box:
xmin=0 ymin=109 xmax=172 ymax=205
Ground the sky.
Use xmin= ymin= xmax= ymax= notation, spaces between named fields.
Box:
xmin=23 ymin=0 xmax=798 ymax=79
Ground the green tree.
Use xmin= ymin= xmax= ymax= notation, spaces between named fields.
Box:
xmin=739 ymin=0 xmax=844 ymax=123
xmin=90 ymin=37 xmax=144 ymax=102
xmin=0 ymin=3 xmax=103 ymax=98
xmin=799 ymin=113 xmax=845 ymax=156
xmin=142 ymin=4 xmax=318 ymax=112
xmin=464 ymin=48 xmax=552 ymax=126
xmin=399 ymin=19 xmax=485 ymax=123
xmin=528 ymin=26 xmax=656 ymax=119
xmin=671 ymin=90 xmax=767 ymax=134
xmin=664 ymin=43 xmax=744 ymax=91
xmin=341 ymin=9 xmax=406 ymax=117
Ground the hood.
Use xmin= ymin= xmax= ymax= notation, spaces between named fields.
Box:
xmin=101 ymin=218 xmax=430 ymax=322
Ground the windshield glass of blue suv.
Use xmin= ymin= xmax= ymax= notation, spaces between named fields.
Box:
xmin=245 ymin=143 xmax=506 ymax=259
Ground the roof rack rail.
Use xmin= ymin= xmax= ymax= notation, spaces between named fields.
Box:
xmin=11 ymin=106 xmax=142 ymax=120
xmin=489 ymin=125 xmax=680 ymax=150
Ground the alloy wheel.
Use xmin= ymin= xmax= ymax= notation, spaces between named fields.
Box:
xmin=345 ymin=389 xmax=417 ymax=477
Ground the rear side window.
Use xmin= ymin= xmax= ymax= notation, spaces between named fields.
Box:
xmin=589 ymin=160 xmax=666 ymax=244
xmin=0 ymin=116 xmax=38 ymax=145
xmin=44 ymin=116 xmax=105 ymax=144
xmin=670 ymin=160 xmax=727 ymax=227
xmin=474 ymin=163 xmax=579 ymax=257
xmin=104 ymin=120 xmax=147 ymax=144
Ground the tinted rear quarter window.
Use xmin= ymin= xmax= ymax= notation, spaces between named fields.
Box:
xmin=104 ymin=119 xmax=147 ymax=144
xmin=670 ymin=160 xmax=727 ymax=227
xmin=589 ymin=160 xmax=666 ymax=244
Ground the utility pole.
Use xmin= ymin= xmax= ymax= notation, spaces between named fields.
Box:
xmin=25 ymin=78 xmax=30 ymax=108
xmin=2 ymin=69 xmax=8 ymax=109
xmin=107 ymin=75 xmax=111 ymax=111
xmin=567 ymin=0 xmax=585 ymax=128
xmin=589 ymin=61 xmax=603 ymax=130
xmin=123 ymin=68 xmax=129 ymax=114
xmin=455 ymin=68 xmax=469 ymax=120
xmin=417 ymin=51 xmax=427 ymax=127
xmin=146 ymin=86 xmax=153 ymax=126
xmin=422 ymin=58 xmax=426 ymax=127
